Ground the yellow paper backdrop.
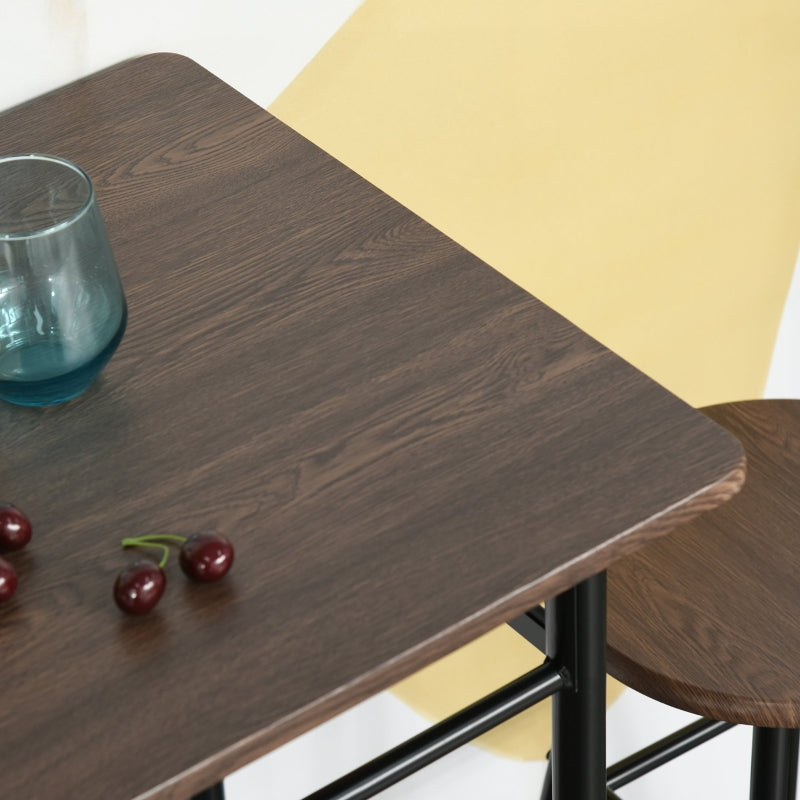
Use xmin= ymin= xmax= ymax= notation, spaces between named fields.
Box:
xmin=271 ymin=0 xmax=800 ymax=759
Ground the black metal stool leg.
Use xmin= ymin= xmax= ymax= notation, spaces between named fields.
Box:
xmin=191 ymin=781 xmax=225 ymax=800
xmin=750 ymin=728 xmax=799 ymax=800
xmin=548 ymin=572 xmax=607 ymax=800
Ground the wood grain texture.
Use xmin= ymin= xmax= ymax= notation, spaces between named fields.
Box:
xmin=0 ymin=55 xmax=744 ymax=799
xmin=608 ymin=399 xmax=800 ymax=728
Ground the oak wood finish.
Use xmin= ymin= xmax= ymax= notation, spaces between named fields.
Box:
xmin=0 ymin=55 xmax=744 ymax=799
xmin=608 ymin=399 xmax=800 ymax=728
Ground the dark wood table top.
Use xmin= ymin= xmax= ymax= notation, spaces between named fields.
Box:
xmin=0 ymin=54 xmax=744 ymax=800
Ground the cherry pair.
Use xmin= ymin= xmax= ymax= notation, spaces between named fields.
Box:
xmin=0 ymin=503 xmax=33 ymax=603
xmin=114 ymin=532 xmax=234 ymax=615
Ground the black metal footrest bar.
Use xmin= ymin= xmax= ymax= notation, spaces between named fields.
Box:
xmin=607 ymin=717 xmax=735 ymax=790
xmin=541 ymin=718 xmax=733 ymax=799
xmin=300 ymin=659 xmax=567 ymax=800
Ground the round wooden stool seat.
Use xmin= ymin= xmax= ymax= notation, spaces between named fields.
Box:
xmin=607 ymin=399 xmax=800 ymax=728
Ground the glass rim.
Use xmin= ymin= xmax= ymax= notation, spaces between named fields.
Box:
xmin=0 ymin=153 xmax=96 ymax=241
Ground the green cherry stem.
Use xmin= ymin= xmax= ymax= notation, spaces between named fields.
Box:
xmin=121 ymin=535 xmax=188 ymax=569
xmin=121 ymin=538 xmax=170 ymax=568
xmin=127 ymin=534 xmax=188 ymax=545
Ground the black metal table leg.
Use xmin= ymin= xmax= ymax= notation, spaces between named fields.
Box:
xmin=547 ymin=572 xmax=607 ymax=800
xmin=191 ymin=781 xmax=225 ymax=800
xmin=540 ymin=751 xmax=553 ymax=800
xmin=750 ymin=728 xmax=800 ymax=800
xmin=787 ymin=730 xmax=799 ymax=800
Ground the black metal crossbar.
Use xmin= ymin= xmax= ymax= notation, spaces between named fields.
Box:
xmin=508 ymin=604 xmax=547 ymax=654
xmin=192 ymin=574 xmax=609 ymax=800
xmin=607 ymin=717 xmax=735 ymax=790
xmin=301 ymin=659 xmax=566 ymax=800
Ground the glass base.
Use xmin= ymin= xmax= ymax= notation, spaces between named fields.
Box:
xmin=0 ymin=307 xmax=127 ymax=407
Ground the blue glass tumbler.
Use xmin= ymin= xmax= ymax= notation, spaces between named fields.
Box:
xmin=0 ymin=154 xmax=127 ymax=406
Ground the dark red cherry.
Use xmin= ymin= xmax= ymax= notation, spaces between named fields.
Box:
xmin=0 ymin=557 xmax=18 ymax=602
xmin=114 ymin=560 xmax=166 ymax=614
xmin=0 ymin=503 xmax=32 ymax=551
xmin=179 ymin=532 xmax=234 ymax=582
